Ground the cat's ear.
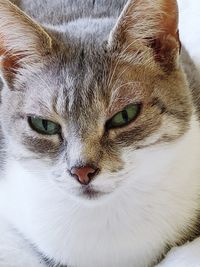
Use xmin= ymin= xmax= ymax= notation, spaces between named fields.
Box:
xmin=108 ymin=0 xmax=180 ymax=71
xmin=0 ymin=0 xmax=52 ymax=86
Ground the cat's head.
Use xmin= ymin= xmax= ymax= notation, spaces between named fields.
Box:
xmin=0 ymin=0 xmax=192 ymax=202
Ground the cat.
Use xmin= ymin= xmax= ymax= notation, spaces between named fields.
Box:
xmin=0 ymin=0 xmax=200 ymax=266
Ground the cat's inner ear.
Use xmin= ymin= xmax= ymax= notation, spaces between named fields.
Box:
xmin=0 ymin=0 xmax=52 ymax=82
xmin=108 ymin=0 xmax=180 ymax=70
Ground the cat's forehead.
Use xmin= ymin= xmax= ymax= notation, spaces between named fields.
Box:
xmin=22 ymin=51 xmax=110 ymax=119
xmin=21 ymin=37 xmax=156 ymax=124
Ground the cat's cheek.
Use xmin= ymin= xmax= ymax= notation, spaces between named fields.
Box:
xmin=19 ymin=133 xmax=62 ymax=158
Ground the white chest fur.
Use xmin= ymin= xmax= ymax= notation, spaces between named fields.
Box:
xmin=0 ymin=117 xmax=200 ymax=267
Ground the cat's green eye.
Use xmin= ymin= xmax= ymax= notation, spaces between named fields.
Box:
xmin=28 ymin=117 xmax=61 ymax=135
xmin=106 ymin=103 xmax=141 ymax=129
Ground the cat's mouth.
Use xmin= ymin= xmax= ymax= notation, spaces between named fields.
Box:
xmin=78 ymin=185 xmax=106 ymax=200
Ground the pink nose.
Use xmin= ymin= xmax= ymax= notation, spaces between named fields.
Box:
xmin=70 ymin=166 xmax=99 ymax=185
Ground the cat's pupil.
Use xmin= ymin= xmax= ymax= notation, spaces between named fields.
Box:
xmin=122 ymin=110 xmax=129 ymax=123
xmin=42 ymin=120 xmax=48 ymax=131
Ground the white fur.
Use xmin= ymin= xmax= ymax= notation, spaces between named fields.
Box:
xmin=0 ymin=115 xmax=200 ymax=267
xmin=0 ymin=218 xmax=46 ymax=267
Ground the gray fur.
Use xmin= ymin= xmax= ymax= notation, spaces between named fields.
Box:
xmin=12 ymin=0 xmax=127 ymax=24
xmin=0 ymin=1 xmax=200 ymax=267
xmin=181 ymin=47 xmax=200 ymax=119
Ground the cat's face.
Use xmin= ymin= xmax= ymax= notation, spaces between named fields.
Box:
xmin=0 ymin=0 xmax=192 ymax=201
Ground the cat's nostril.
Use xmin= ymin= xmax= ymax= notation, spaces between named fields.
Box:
xmin=70 ymin=165 xmax=100 ymax=185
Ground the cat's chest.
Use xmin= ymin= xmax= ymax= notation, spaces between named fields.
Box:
xmin=1 ymin=165 xmax=200 ymax=267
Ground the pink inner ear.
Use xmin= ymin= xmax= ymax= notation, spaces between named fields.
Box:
xmin=157 ymin=0 xmax=181 ymax=52
xmin=0 ymin=48 xmax=17 ymax=71
xmin=160 ymin=0 xmax=181 ymax=50
xmin=145 ymin=0 xmax=181 ymax=68
xmin=0 ymin=43 xmax=25 ymax=73
xmin=149 ymin=31 xmax=181 ymax=65
xmin=161 ymin=0 xmax=179 ymax=36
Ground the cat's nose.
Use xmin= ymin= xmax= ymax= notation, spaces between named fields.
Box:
xmin=70 ymin=165 xmax=100 ymax=185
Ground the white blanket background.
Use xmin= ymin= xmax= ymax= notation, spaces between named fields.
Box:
xmin=178 ymin=0 xmax=200 ymax=70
